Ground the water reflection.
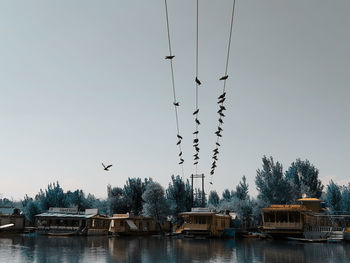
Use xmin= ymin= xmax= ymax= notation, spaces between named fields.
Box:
xmin=1 ymin=236 xmax=350 ymax=263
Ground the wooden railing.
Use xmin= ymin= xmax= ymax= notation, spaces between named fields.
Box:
xmin=264 ymin=222 xmax=302 ymax=229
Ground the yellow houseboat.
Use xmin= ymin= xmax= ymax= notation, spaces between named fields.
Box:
xmin=177 ymin=208 xmax=231 ymax=237
xmin=261 ymin=198 xmax=347 ymax=239
xmin=109 ymin=213 xmax=170 ymax=236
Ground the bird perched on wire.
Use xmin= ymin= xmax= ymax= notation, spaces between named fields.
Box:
xmin=216 ymin=142 xmax=221 ymax=146
xmin=194 ymin=161 xmax=198 ymax=165
xmin=195 ymin=146 xmax=200 ymax=152
xmin=193 ymin=138 xmax=199 ymax=143
xmin=176 ymin=140 xmax=181 ymax=145
xmin=209 ymin=181 xmax=213 ymax=185
xmin=193 ymin=109 xmax=199 ymax=115
xmin=220 ymin=105 xmax=226 ymax=111
xmin=213 ymin=156 xmax=218 ymax=161
xmin=215 ymin=131 xmax=222 ymax=137
xmin=179 ymin=152 xmax=182 ymax=156
xmin=219 ymin=118 xmax=224 ymax=124
xmin=195 ymin=118 xmax=200 ymax=125
xmin=165 ymin=55 xmax=175 ymax=59
xmin=218 ymin=92 xmax=226 ymax=99
xmin=177 ymin=134 xmax=183 ymax=140
xmin=193 ymin=130 xmax=199 ymax=135
xmin=219 ymin=112 xmax=225 ymax=117
xmin=218 ymin=126 xmax=223 ymax=132
xmin=195 ymin=77 xmax=201 ymax=85
xmin=219 ymin=75 xmax=229 ymax=81
xmin=218 ymin=98 xmax=226 ymax=104
xmin=173 ymin=102 xmax=179 ymax=106
xmin=102 ymin=163 xmax=112 ymax=171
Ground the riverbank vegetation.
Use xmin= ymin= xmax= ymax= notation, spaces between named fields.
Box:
xmin=1 ymin=156 xmax=350 ymax=226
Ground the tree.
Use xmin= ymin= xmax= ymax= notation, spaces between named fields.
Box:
xmin=66 ymin=189 xmax=90 ymax=211
xmin=35 ymin=182 xmax=69 ymax=211
xmin=23 ymin=199 xmax=41 ymax=225
xmin=222 ymin=189 xmax=231 ymax=202
xmin=235 ymin=176 xmax=249 ymax=201
xmin=193 ymin=188 xmax=207 ymax=207
xmin=142 ymin=182 xmax=169 ymax=225
xmin=123 ymin=178 xmax=152 ymax=216
xmin=341 ymin=184 xmax=350 ymax=212
xmin=208 ymin=191 xmax=220 ymax=208
xmin=255 ymin=156 xmax=292 ymax=204
xmin=285 ymin=159 xmax=323 ymax=200
xmin=107 ymin=185 xmax=128 ymax=214
xmin=326 ymin=180 xmax=342 ymax=212
xmin=166 ymin=175 xmax=192 ymax=217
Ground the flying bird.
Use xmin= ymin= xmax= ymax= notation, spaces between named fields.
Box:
xmin=195 ymin=77 xmax=201 ymax=85
xmin=173 ymin=102 xmax=179 ymax=106
xmin=177 ymin=134 xmax=183 ymax=140
xmin=165 ymin=55 xmax=175 ymax=59
xmin=193 ymin=109 xmax=199 ymax=115
xmin=102 ymin=163 xmax=112 ymax=171
xmin=195 ymin=118 xmax=200 ymax=125
xmin=218 ymin=92 xmax=226 ymax=99
xmin=219 ymin=75 xmax=228 ymax=81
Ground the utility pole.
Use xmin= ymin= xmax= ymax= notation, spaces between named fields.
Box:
xmin=190 ymin=173 xmax=205 ymax=208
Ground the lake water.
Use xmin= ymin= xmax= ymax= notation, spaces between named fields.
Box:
xmin=1 ymin=235 xmax=350 ymax=263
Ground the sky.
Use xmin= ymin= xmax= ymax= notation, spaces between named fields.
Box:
xmin=1 ymin=0 xmax=349 ymax=200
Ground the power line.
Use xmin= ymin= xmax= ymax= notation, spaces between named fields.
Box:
xmin=164 ymin=0 xmax=185 ymax=177
xmin=209 ymin=0 xmax=237 ymax=182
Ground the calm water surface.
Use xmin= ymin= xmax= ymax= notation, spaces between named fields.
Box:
xmin=1 ymin=235 xmax=350 ymax=263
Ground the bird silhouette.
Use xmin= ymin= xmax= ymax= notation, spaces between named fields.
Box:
xmin=195 ymin=77 xmax=201 ymax=85
xmin=165 ymin=55 xmax=175 ymax=59
xmin=195 ymin=118 xmax=200 ymax=125
xmin=194 ymin=162 xmax=198 ymax=165
xmin=193 ymin=109 xmax=199 ymax=115
xmin=210 ymin=171 xmax=214 ymax=175
xmin=173 ymin=102 xmax=179 ymax=106
xmin=215 ymin=132 xmax=222 ymax=137
xmin=194 ymin=156 xmax=199 ymax=160
xmin=218 ymin=92 xmax=226 ymax=99
xmin=219 ymin=118 xmax=224 ymax=124
xmin=193 ymin=130 xmax=199 ymax=135
xmin=180 ymin=158 xmax=184 ymax=162
xmin=179 ymin=152 xmax=182 ymax=156
xmin=195 ymin=146 xmax=200 ymax=152
xmin=219 ymin=112 xmax=225 ymax=117
xmin=216 ymin=142 xmax=221 ymax=146
xmin=213 ymin=156 xmax=218 ymax=161
xmin=218 ymin=126 xmax=223 ymax=131
xmin=177 ymin=134 xmax=183 ymax=140
xmin=176 ymin=140 xmax=181 ymax=145
xmin=179 ymin=160 xmax=184 ymax=165
xmin=102 ymin=163 xmax=112 ymax=171
xmin=220 ymin=105 xmax=226 ymax=111
xmin=219 ymin=75 xmax=229 ymax=81
xmin=193 ymin=143 xmax=199 ymax=147
xmin=193 ymin=138 xmax=199 ymax=143
xmin=218 ymin=109 xmax=223 ymax=114
xmin=209 ymin=181 xmax=213 ymax=185
xmin=218 ymin=98 xmax=226 ymax=104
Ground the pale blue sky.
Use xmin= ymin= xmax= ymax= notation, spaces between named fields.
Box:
xmin=1 ymin=0 xmax=349 ymax=200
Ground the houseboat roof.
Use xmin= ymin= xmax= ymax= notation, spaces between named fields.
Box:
xmin=297 ymin=198 xmax=321 ymax=202
xmin=35 ymin=212 xmax=98 ymax=218
xmin=262 ymin=204 xmax=307 ymax=212
xmin=179 ymin=211 xmax=230 ymax=217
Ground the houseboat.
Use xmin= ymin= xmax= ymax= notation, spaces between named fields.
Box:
xmin=261 ymin=198 xmax=349 ymax=240
xmin=177 ymin=208 xmax=231 ymax=237
xmin=0 ymin=207 xmax=25 ymax=234
xmin=109 ymin=213 xmax=170 ymax=235
xmin=35 ymin=207 xmax=110 ymax=236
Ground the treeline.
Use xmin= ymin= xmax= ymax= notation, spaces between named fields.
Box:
xmin=2 ymin=156 xmax=350 ymax=226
